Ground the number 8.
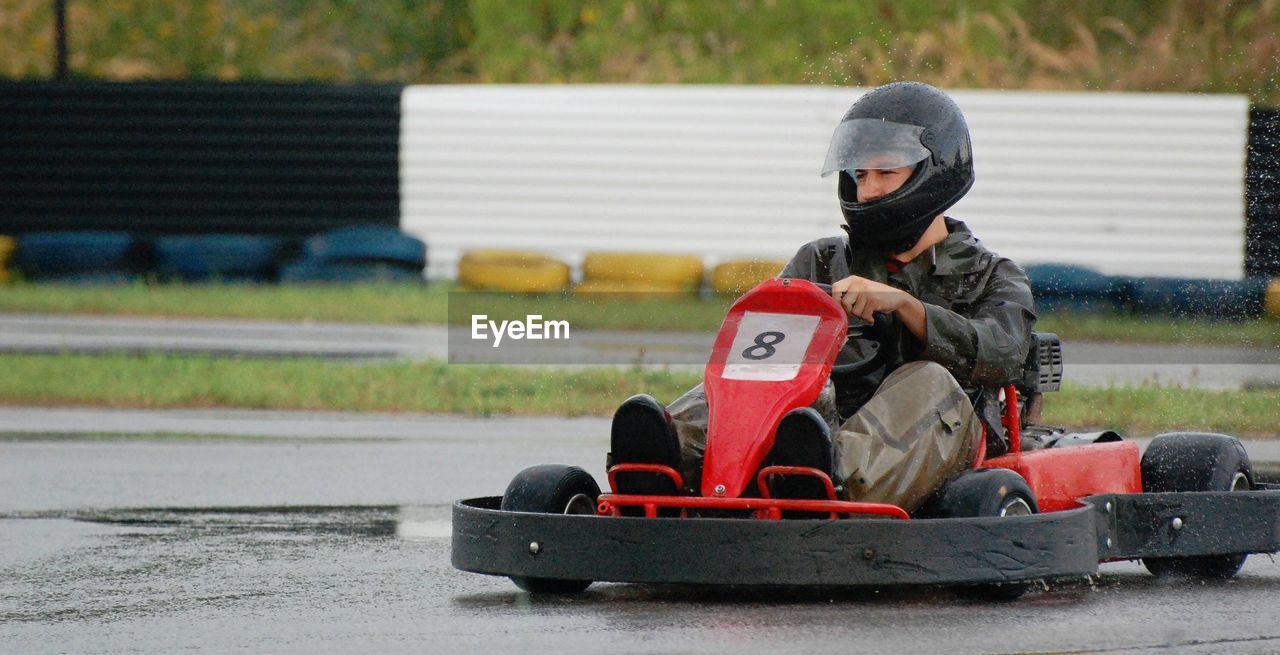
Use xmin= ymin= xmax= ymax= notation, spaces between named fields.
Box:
xmin=742 ymin=331 xmax=785 ymax=360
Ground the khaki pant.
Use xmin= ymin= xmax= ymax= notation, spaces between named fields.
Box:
xmin=666 ymin=361 xmax=981 ymax=514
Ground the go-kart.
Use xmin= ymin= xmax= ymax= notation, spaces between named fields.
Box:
xmin=452 ymin=278 xmax=1280 ymax=598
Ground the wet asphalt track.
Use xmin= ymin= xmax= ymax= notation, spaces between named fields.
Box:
xmin=4 ymin=414 xmax=1280 ymax=654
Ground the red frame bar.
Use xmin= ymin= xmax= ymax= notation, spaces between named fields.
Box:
xmin=972 ymin=427 xmax=989 ymax=467
xmin=603 ymin=463 xmax=907 ymax=520
xmin=1002 ymin=384 xmax=1022 ymax=455
xmin=975 ymin=384 xmax=1023 ymax=467
xmin=597 ymin=493 xmax=910 ymax=520
xmin=607 ymin=463 xmax=685 ymax=493
xmin=756 ymin=465 xmax=838 ymax=500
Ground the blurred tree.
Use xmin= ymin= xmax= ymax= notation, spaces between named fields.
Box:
xmin=0 ymin=0 xmax=1273 ymax=103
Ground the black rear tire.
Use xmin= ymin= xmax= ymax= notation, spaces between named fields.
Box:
xmin=499 ymin=464 xmax=601 ymax=593
xmin=919 ymin=468 xmax=1039 ymax=600
xmin=1140 ymin=432 xmax=1253 ymax=579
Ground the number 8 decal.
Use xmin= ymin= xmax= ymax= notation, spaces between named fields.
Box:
xmin=742 ymin=331 xmax=785 ymax=360
xmin=722 ymin=312 xmax=818 ymax=382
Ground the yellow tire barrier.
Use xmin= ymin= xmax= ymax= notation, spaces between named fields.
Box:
xmin=710 ymin=258 xmax=788 ymax=294
xmin=571 ymin=279 xmax=693 ymax=296
xmin=1267 ymin=279 xmax=1280 ymax=318
xmin=457 ymin=249 xmax=570 ymax=293
xmin=580 ymin=252 xmax=704 ymax=290
xmin=0 ymin=236 xmax=13 ymax=284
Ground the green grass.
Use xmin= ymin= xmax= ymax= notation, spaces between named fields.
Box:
xmin=0 ymin=281 xmax=450 ymax=324
xmin=1043 ymin=384 xmax=1280 ymax=438
xmin=2 ymin=353 xmax=1277 ymax=437
xmin=2 ymin=281 xmax=1276 ymax=348
xmin=0 ymin=280 xmax=731 ymax=328
xmin=0 ymin=353 xmax=701 ymax=417
xmin=447 ymin=289 xmax=731 ymax=332
xmin=1034 ymin=312 xmax=1280 ymax=349
xmin=3 ymin=1 xmax=1277 ymax=104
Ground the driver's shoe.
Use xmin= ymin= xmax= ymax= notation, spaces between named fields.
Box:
xmin=767 ymin=407 xmax=836 ymax=501
xmin=608 ymin=394 xmax=682 ymax=498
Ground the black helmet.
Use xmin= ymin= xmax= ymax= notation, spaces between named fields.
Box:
xmin=821 ymin=82 xmax=974 ymax=253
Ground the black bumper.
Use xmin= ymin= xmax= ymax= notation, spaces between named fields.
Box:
xmin=452 ymin=491 xmax=1280 ymax=587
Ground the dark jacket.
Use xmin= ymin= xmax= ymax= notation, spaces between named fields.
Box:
xmin=779 ymin=218 xmax=1037 ymax=451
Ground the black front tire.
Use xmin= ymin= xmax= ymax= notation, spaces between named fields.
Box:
xmin=918 ymin=468 xmax=1039 ymax=519
xmin=919 ymin=468 xmax=1039 ymax=601
xmin=1140 ymin=432 xmax=1253 ymax=579
xmin=500 ymin=464 xmax=601 ymax=593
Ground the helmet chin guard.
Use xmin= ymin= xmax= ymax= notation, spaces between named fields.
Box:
xmin=837 ymin=168 xmax=937 ymax=254
xmin=824 ymin=82 xmax=975 ymax=253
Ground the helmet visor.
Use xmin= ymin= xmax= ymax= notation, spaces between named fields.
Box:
xmin=820 ymin=118 xmax=931 ymax=177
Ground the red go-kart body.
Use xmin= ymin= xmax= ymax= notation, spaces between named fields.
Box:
xmin=597 ymin=278 xmax=1141 ymax=520
xmin=453 ymin=277 xmax=1279 ymax=592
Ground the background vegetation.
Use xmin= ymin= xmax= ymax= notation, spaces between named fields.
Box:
xmin=0 ymin=0 xmax=1277 ymax=104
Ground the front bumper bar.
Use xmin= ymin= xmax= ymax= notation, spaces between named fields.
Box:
xmin=452 ymin=491 xmax=1280 ymax=587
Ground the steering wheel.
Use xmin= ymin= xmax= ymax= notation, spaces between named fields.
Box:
xmin=814 ymin=282 xmax=892 ymax=381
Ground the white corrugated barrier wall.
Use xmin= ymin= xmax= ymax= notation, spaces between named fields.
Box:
xmin=400 ymin=85 xmax=1249 ymax=280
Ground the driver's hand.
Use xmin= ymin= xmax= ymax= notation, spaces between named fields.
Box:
xmin=829 ymin=276 xmax=913 ymax=322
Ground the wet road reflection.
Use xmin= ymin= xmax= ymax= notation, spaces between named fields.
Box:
xmin=5 ymin=434 xmax=1280 ymax=653
xmin=83 ymin=505 xmax=401 ymax=537
xmin=5 ymin=503 xmax=1280 ymax=653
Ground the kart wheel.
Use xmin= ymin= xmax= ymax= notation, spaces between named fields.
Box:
xmin=1140 ymin=432 xmax=1253 ymax=579
xmin=921 ymin=468 xmax=1039 ymax=601
xmin=500 ymin=464 xmax=601 ymax=593
xmin=919 ymin=468 xmax=1039 ymax=520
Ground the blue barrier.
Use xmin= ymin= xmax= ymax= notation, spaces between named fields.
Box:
xmin=1129 ymin=277 xmax=1269 ymax=319
xmin=15 ymin=232 xmax=139 ymax=278
xmin=279 ymin=260 xmax=423 ymax=284
xmin=32 ymin=271 xmax=143 ymax=285
xmin=302 ymin=227 xmax=426 ymax=270
xmin=152 ymin=234 xmax=285 ymax=282
xmin=1024 ymin=263 xmax=1127 ymax=313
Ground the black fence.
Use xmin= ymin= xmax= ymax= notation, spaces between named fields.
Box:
xmin=1 ymin=82 xmax=1277 ymax=279
xmin=0 ymin=81 xmax=401 ymax=235
xmin=1247 ymin=107 xmax=1280 ymax=278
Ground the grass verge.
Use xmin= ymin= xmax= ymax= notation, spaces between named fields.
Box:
xmin=0 ymin=353 xmax=701 ymax=418
xmin=1042 ymin=385 xmax=1280 ymax=439
xmin=0 ymin=282 xmax=450 ymax=324
xmin=3 ymin=353 xmax=1276 ymax=437
xmin=1033 ymin=313 xmax=1280 ymax=349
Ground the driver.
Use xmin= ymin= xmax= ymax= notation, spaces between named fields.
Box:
xmin=610 ymin=82 xmax=1036 ymax=514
